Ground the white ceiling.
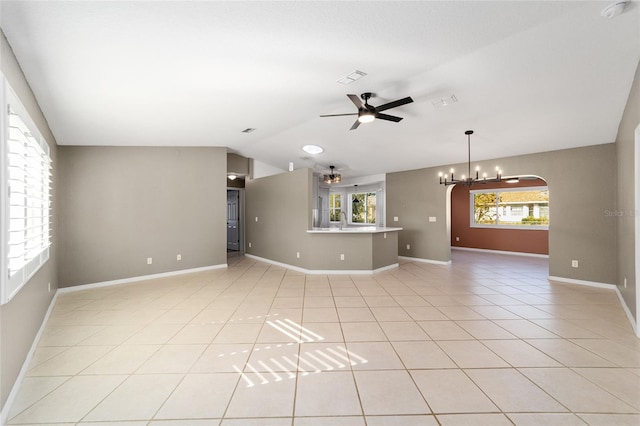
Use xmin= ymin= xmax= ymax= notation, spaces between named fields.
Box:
xmin=1 ymin=1 xmax=639 ymax=179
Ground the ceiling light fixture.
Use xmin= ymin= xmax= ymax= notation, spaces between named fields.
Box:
xmin=439 ymin=130 xmax=502 ymax=186
xmin=228 ymin=174 xmax=238 ymax=180
xmin=302 ymin=144 xmax=324 ymax=155
xmin=323 ymin=165 xmax=341 ymax=184
xmin=358 ymin=110 xmax=375 ymax=123
xmin=601 ymin=1 xmax=628 ymax=18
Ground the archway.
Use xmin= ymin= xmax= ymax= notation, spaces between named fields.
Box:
xmin=447 ymin=175 xmax=550 ymax=257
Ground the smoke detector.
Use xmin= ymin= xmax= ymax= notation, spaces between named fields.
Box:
xmin=601 ymin=1 xmax=628 ymax=18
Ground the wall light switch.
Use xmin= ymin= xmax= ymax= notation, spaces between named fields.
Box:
xmin=456 ymin=237 xmax=460 ymax=242
xmin=384 ymin=233 xmax=387 ymax=239
xmin=147 ymin=257 xmax=153 ymax=265
xmin=571 ymin=260 xmax=579 ymax=268
xmin=429 ymin=216 xmax=436 ymax=222
xmin=255 ymin=217 xmax=258 ymax=222
xmin=340 ymin=254 xmax=345 ymax=261
xmin=248 ymin=242 xmax=252 ymax=248
xmin=394 ymin=216 xmax=399 ymax=222
xmin=296 ymin=252 xmax=300 ymax=258
xmin=177 ymin=254 xmax=182 ymax=261
xmin=624 ymin=277 xmax=627 ymax=288
xmin=406 ymin=244 xmax=411 ymax=250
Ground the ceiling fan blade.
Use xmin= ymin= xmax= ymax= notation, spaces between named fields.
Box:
xmin=350 ymin=119 xmax=361 ymax=130
xmin=376 ymin=96 xmax=414 ymax=112
xmin=347 ymin=94 xmax=365 ymax=108
xmin=320 ymin=113 xmax=358 ymax=117
xmin=376 ymin=113 xmax=403 ymax=122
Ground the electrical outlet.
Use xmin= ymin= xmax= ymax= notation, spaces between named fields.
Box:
xmin=177 ymin=254 xmax=181 ymax=261
xmin=406 ymin=244 xmax=411 ymax=250
xmin=147 ymin=257 xmax=153 ymax=265
xmin=456 ymin=237 xmax=460 ymax=242
xmin=296 ymin=252 xmax=300 ymax=258
xmin=248 ymin=242 xmax=252 ymax=248
xmin=571 ymin=260 xmax=578 ymax=268
xmin=394 ymin=216 xmax=399 ymax=222
xmin=255 ymin=216 xmax=258 ymax=222
xmin=48 ymin=282 xmax=51 ymax=292
xmin=340 ymin=254 xmax=345 ymax=261
xmin=624 ymin=277 xmax=627 ymax=288
xmin=384 ymin=233 xmax=387 ymax=239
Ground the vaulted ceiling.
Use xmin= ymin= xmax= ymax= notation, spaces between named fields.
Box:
xmin=2 ymin=1 xmax=639 ymax=179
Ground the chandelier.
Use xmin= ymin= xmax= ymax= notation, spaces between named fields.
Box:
xmin=323 ymin=165 xmax=341 ymax=184
xmin=439 ymin=130 xmax=502 ymax=186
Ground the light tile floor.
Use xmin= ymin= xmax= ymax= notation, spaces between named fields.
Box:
xmin=6 ymin=250 xmax=640 ymax=425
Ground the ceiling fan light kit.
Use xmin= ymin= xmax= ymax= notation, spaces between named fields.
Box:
xmin=439 ymin=130 xmax=503 ymax=187
xmin=323 ymin=165 xmax=342 ymax=184
xmin=320 ymin=92 xmax=414 ymax=130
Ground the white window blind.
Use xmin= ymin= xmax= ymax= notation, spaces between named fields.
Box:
xmin=2 ymin=80 xmax=51 ymax=304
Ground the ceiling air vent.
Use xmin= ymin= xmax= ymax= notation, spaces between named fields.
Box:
xmin=241 ymin=128 xmax=256 ymax=133
xmin=337 ymin=70 xmax=367 ymax=85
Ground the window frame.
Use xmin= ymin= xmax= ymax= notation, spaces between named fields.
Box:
xmin=329 ymin=193 xmax=342 ymax=223
xmin=1 ymin=76 xmax=52 ymax=304
xmin=470 ymin=186 xmax=549 ymax=230
xmin=348 ymin=191 xmax=377 ymax=225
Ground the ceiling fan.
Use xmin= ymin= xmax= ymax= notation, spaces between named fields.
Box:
xmin=320 ymin=92 xmax=414 ymax=130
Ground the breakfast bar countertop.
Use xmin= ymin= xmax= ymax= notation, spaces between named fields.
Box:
xmin=307 ymin=226 xmax=403 ymax=234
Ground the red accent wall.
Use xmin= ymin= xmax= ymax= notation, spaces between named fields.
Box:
xmin=451 ymin=178 xmax=549 ymax=255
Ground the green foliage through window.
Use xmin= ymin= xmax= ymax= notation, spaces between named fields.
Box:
xmin=352 ymin=192 xmax=376 ymax=224
xmin=471 ymin=188 xmax=549 ymax=228
xmin=329 ymin=193 xmax=341 ymax=222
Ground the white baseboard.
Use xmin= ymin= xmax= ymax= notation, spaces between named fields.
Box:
xmin=549 ymin=276 xmax=638 ymax=337
xmin=547 ymin=275 xmax=616 ymax=290
xmin=1 ymin=292 xmax=59 ymax=426
xmin=398 ymin=256 xmax=452 ymax=265
xmin=57 ymin=264 xmax=228 ymax=294
xmin=1 ymin=262 xmax=229 ymax=425
xmin=452 ymin=246 xmax=549 ymax=259
xmin=244 ymin=254 xmax=399 ymax=275
xmin=614 ymin=287 xmax=640 ymax=338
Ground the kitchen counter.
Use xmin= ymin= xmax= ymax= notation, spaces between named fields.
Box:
xmin=307 ymin=226 xmax=403 ymax=234
xmin=303 ymin=226 xmax=401 ymax=272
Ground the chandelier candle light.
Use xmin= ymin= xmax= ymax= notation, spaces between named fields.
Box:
xmin=439 ymin=130 xmax=502 ymax=186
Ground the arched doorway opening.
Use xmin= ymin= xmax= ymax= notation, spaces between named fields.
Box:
xmin=447 ymin=175 xmax=549 ymax=257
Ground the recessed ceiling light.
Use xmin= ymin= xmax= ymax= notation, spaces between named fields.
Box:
xmin=241 ymin=128 xmax=256 ymax=133
xmin=337 ymin=70 xmax=367 ymax=85
xmin=601 ymin=1 xmax=628 ymax=18
xmin=302 ymin=144 xmax=324 ymax=155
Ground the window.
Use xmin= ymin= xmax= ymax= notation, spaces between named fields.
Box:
xmin=471 ymin=187 xmax=548 ymax=229
xmin=351 ymin=192 xmax=376 ymax=224
xmin=329 ymin=193 xmax=342 ymax=222
xmin=1 ymin=79 xmax=52 ymax=304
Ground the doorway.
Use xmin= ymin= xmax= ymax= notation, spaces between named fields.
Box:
xmin=227 ymin=189 xmax=243 ymax=251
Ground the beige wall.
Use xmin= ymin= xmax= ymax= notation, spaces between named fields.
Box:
xmin=57 ymin=146 xmax=228 ymax=287
xmin=0 ymin=31 xmax=58 ymax=410
xmin=388 ymin=143 xmax=617 ymax=284
xmin=245 ymin=169 xmax=399 ymax=271
xmin=245 ymin=168 xmax=313 ymax=268
xmin=616 ymin=60 xmax=640 ymax=322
